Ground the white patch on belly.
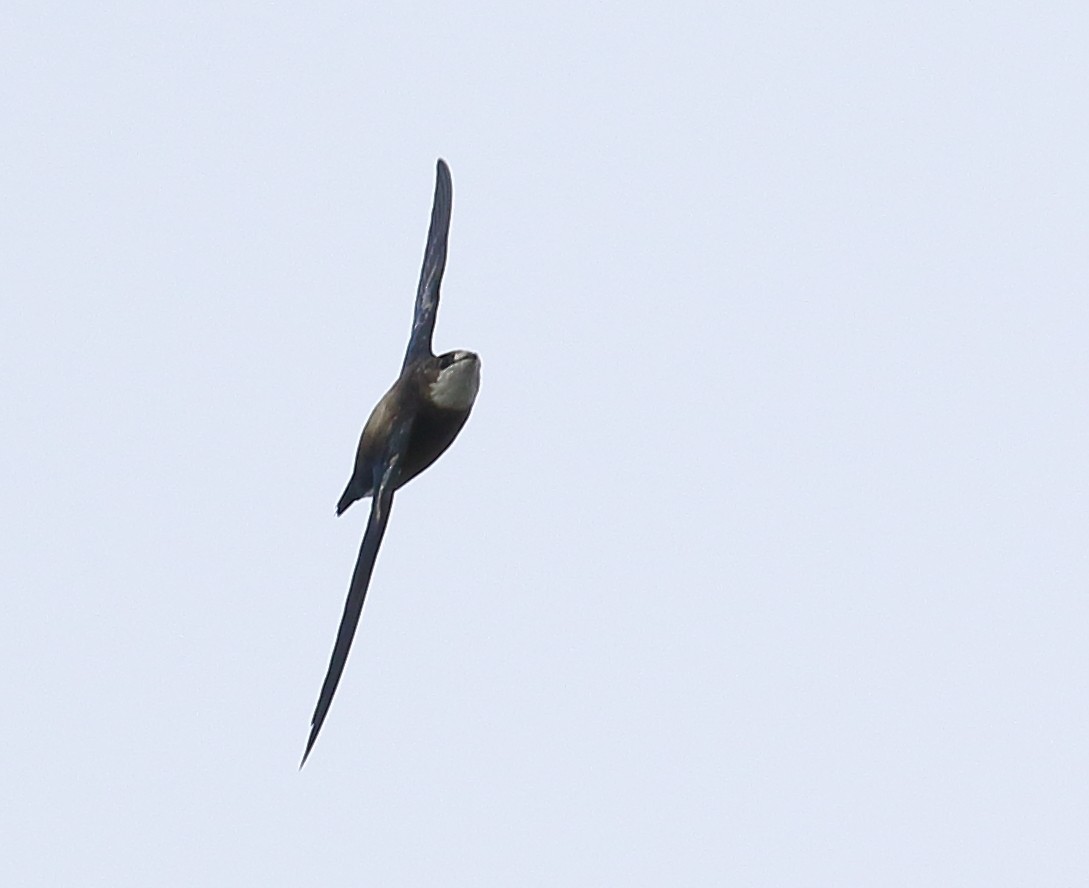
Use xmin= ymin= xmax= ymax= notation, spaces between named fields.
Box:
xmin=429 ymin=354 xmax=480 ymax=410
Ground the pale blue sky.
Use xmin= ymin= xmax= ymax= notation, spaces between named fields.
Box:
xmin=2 ymin=3 xmax=1087 ymax=885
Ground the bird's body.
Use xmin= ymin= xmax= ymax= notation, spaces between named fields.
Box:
xmin=302 ymin=160 xmax=479 ymax=766
xmin=336 ymin=350 xmax=480 ymax=515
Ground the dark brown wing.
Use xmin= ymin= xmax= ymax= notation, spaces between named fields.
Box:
xmin=401 ymin=159 xmax=452 ymax=371
xmin=301 ymin=414 xmax=413 ymax=766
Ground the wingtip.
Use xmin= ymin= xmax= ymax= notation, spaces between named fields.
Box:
xmin=435 ymin=158 xmax=451 ymax=188
xmin=300 ymin=729 xmax=318 ymax=769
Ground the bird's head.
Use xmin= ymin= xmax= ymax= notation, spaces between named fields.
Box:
xmin=429 ymin=349 xmax=481 ymax=410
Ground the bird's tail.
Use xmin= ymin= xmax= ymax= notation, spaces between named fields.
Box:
xmin=336 ymin=486 xmax=356 ymax=516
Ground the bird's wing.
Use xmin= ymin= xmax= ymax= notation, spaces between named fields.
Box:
xmin=401 ymin=159 xmax=452 ymax=371
xmin=301 ymin=414 xmax=415 ymax=766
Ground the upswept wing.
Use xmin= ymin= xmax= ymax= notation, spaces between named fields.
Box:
xmin=401 ymin=159 xmax=452 ymax=371
xmin=301 ymin=414 xmax=415 ymax=766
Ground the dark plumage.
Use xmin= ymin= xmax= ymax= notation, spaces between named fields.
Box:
xmin=335 ymin=352 xmax=477 ymax=515
xmin=302 ymin=159 xmax=480 ymax=767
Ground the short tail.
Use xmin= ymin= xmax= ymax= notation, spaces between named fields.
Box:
xmin=336 ymin=486 xmax=356 ymax=515
xmin=337 ymin=464 xmax=374 ymax=515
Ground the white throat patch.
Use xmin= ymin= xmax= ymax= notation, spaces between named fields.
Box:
xmin=429 ymin=354 xmax=480 ymax=410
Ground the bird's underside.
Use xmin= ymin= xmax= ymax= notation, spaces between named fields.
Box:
xmin=335 ymin=366 xmax=475 ymax=516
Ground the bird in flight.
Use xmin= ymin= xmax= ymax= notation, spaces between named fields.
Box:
xmin=301 ymin=159 xmax=480 ymax=766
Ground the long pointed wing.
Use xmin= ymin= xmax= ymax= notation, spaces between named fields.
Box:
xmin=301 ymin=418 xmax=414 ymax=767
xmin=401 ymin=159 xmax=452 ymax=371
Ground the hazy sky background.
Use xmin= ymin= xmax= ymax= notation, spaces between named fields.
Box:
xmin=2 ymin=3 xmax=1087 ymax=885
